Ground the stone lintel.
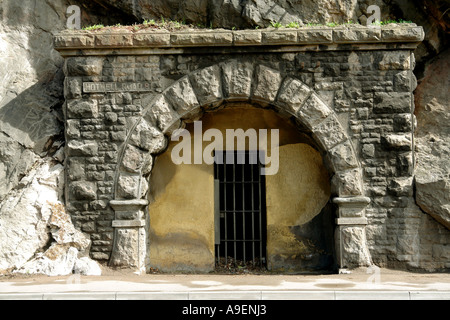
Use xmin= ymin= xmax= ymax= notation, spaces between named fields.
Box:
xmin=54 ymin=25 xmax=424 ymax=55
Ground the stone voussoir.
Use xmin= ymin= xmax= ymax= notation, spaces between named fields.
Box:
xmin=276 ymin=77 xmax=312 ymax=115
xmin=221 ymin=60 xmax=255 ymax=99
xmin=189 ymin=65 xmax=223 ymax=107
xmin=252 ymin=65 xmax=283 ymax=104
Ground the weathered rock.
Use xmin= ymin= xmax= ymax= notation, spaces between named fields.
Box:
xmin=15 ymin=244 xmax=79 ymax=277
xmin=414 ymin=49 xmax=450 ymax=230
xmin=0 ymin=133 xmax=40 ymax=201
xmin=0 ymin=160 xmax=64 ymax=272
xmin=48 ymin=203 xmax=91 ymax=253
xmin=73 ymin=256 xmax=102 ymax=276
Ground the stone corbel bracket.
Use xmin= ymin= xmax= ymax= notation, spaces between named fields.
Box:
xmin=109 ymin=199 xmax=148 ymax=270
xmin=333 ymin=196 xmax=372 ymax=270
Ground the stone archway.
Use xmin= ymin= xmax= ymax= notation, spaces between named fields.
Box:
xmin=109 ymin=59 xmax=372 ymax=272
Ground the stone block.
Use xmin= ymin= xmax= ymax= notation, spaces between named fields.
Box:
xmin=252 ymin=65 xmax=282 ymax=104
xmin=362 ymin=143 xmax=375 ymax=158
xmin=328 ymin=140 xmax=359 ymax=172
xmin=129 ymin=119 xmax=167 ymax=154
xmin=64 ymin=77 xmax=82 ymax=99
xmin=276 ymin=77 xmax=311 ymax=114
xmin=388 ymin=177 xmax=414 ymax=197
xmin=336 ymin=226 xmax=372 ymax=268
xmin=221 ymin=60 xmax=254 ymax=99
xmin=109 ymin=228 xmax=146 ymax=268
xmin=393 ymin=113 xmax=413 ymax=132
xmin=297 ymin=29 xmax=333 ymax=44
xmin=67 ymin=99 xmax=99 ymax=119
xmin=65 ymin=57 xmax=103 ymax=76
xmin=233 ymin=30 xmax=262 ymax=45
xmin=67 ymin=141 xmax=98 ymax=157
xmin=381 ymin=27 xmax=424 ymax=42
xmin=164 ymin=77 xmax=199 ymax=114
xmin=171 ymin=31 xmax=233 ymax=46
xmin=66 ymin=119 xmax=80 ymax=139
xmin=333 ymin=27 xmax=381 ymax=43
xmin=382 ymin=134 xmax=412 ymax=151
xmin=189 ymin=65 xmax=223 ymax=107
xmin=313 ymin=115 xmax=348 ymax=150
xmin=133 ymin=32 xmax=170 ymax=46
xmin=397 ymin=151 xmax=414 ymax=176
xmin=297 ymin=93 xmax=331 ymax=129
xmin=67 ymin=157 xmax=85 ymax=181
xmin=54 ymin=34 xmax=95 ymax=48
xmin=331 ymin=169 xmax=364 ymax=197
xmin=117 ymin=175 xmax=140 ymax=199
xmin=122 ymin=145 xmax=145 ymax=173
xmin=70 ymin=181 xmax=97 ymax=201
xmin=394 ymin=71 xmax=412 ymax=92
xmin=145 ymin=95 xmax=181 ymax=135
xmin=377 ymin=51 xmax=411 ymax=70
xmin=262 ymin=30 xmax=297 ymax=44
xmin=95 ymin=33 xmax=134 ymax=47
xmin=373 ymin=92 xmax=411 ymax=114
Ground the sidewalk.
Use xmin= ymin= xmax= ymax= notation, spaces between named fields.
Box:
xmin=0 ymin=268 xmax=449 ymax=300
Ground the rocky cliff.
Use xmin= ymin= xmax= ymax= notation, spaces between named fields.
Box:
xmin=0 ymin=0 xmax=448 ymax=274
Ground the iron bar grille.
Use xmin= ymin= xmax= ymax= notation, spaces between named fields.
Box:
xmin=214 ymin=151 xmax=267 ymax=268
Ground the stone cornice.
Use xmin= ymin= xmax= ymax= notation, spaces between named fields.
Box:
xmin=54 ymin=25 xmax=424 ymax=56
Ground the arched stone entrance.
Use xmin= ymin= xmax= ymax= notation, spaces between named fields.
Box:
xmin=109 ymin=60 xmax=372 ymax=272
xmin=56 ymin=25 xmax=425 ymax=272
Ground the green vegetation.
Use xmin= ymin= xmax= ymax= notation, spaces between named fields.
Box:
xmin=82 ymin=24 xmax=105 ymax=31
xmin=370 ymin=19 xmax=413 ymax=26
xmin=269 ymin=19 xmax=413 ymax=29
xmin=81 ymin=18 xmax=413 ymax=32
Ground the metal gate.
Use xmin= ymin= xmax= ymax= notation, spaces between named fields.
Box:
xmin=214 ymin=151 xmax=267 ymax=268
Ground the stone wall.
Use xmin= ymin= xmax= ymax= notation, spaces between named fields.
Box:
xmin=54 ymin=25 xmax=449 ymax=272
xmin=0 ymin=0 xmax=448 ymax=276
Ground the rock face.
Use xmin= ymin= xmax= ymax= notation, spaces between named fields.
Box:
xmin=414 ymin=49 xmax=450 ymax=229
xmin=0 ymin=157 xmax=102 ymax=276
xmin=96 ymin=0 xmax=393 ymax=29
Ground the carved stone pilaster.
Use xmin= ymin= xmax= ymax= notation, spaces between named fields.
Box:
xmin=333 ymin=197 xmax=372 ymax=271
xmin=109 ymin=200 xmax=148 ymax=271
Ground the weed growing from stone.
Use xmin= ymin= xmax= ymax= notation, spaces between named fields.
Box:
xmin=81 ymin=18 xmax=414 ymax=32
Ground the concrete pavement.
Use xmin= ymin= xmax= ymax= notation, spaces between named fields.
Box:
xmin=0 ymin=268 xmax=449 ymax=300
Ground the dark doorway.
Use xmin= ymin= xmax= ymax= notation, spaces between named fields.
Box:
xmin=214 ymin=151 xmax=267 ymax=270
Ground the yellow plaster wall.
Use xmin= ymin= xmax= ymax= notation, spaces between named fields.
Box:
xmin=148 ymin=106 xmax=331 ymax=273
xmin=265 ymin=143 xmax=331 ymax=271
